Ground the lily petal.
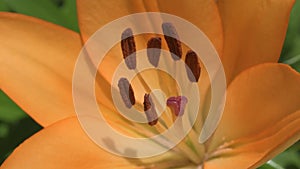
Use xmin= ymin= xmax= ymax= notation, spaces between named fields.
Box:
xmin=76 ymin=0 xmax=150 ymax=100
xmin=208 ymin=63 xmax=300 ymax=151
xmin=77 ymin=0 xmax=223 ymax=54
xmin=217 ymin=0 xmax=295 ymax=83
xmin=1 ymin=117 xmax=138 ymax=169
xmin=1 ymin=117 xmax=186 ymax=169
xmin=204 ymin=110 xmax=300 ymax=169
xmin=155 ymin=0 xmax=223 ymax=55
xmin=0 ymin=12 xmax=82 ymax=127
xmin=77 ymin=0 xmax=147 ymax=42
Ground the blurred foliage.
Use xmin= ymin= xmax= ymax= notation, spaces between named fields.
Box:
xmin=0 ymin=91 xmax=42 ymax=164
xmin=0 ymin=0 xmax=299 ymax=168
xmin=0 ymin=0 xmax=78 ymax=32
xmin=259 ymin=141 xmax=300 ymax=169
xmin=280 ymin=0 xmax=300 ymax=72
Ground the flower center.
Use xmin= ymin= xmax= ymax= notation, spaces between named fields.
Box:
xmin=112 ymin=23 xmax=205 ymax=167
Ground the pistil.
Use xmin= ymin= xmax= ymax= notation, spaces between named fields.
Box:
xmin=166 ymin=96 xmax=188 ymax=117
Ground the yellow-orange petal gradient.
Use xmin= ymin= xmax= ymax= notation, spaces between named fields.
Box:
xmin=77 ymin=0 xmax=147 ymax=42
xmin=77 ymin=0 xmax=223 ymax=54
xmin=217 ymin=0 xmax=295 ymax=83
xmin=0 ymin=12 xmax=82 ymax=127
xmin=204 ymin=110 xmax=300 ymax=169
xmin=1 ymin=117 xmax=139 ymax=169
xmin=1 ymin=117 xmax=185 ymax=169
xmin=208 ymin=63 xmax=300 ymax=151
xmin=154 ymin=0 xmax=223 ymax=55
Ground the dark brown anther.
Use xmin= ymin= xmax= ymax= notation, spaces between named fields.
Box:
xmin=147 ymin=37 xmax=161 ymax=67
xmin=118 ymin=78 xmax=136 ymax=108
xmin=143 ymin=94 xmax=158 ymax=126
xmin=185 ymin=50 xmax=201 ymax=82
xmin=162 ymin=22 xmax=182 ymax=61
xmin=121 ymin=28 xmax=136 ymax=70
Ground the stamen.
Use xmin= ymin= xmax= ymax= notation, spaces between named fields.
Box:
xmin=143 ymin=94 xmax=158 ymax=126
xmin=121 ymin=28 xmax=136 ymax=69
xmin=118 ymin=78 xmax=136 ymax=108
xmin=166 ymin=96 xmax=188 ymax=116
xmin=147 ymin=37 xmax=162 ymax=67
xmin=185 ymin=50 xmax=201 ymax=82
xmin=162 ymin=22 xmax=182 ymax=61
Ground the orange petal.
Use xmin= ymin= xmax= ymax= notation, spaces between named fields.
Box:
xmin=0 ymin=12 xmax=82 ymax=127
xmin=1 ymin=117 xmax=185 ymax=169
xmin=217 ymin=0 xmax=295 ymax=83
xmin=76 ymin=0 xmax=149 ymax=103
xmin=77 ymin=0 xmax=147 ymax=42
xmin=1 ymin=117 xmax=138 ymax=169
xmin=154 ymin=0 xmax=223 ymax=55
xmin=77 ymin=0 xmax=223 ymax=53
xmin=204 ymin=110 xmax=300 ymax=169
xmin=208 ymin=63 xmax=300 ymax=151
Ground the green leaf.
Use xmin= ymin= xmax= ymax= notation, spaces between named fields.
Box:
xmin=259 ymin=161 xmax=284 ymax=169
xmin=0 ymin=90 xmax=42 ymax=165
xmin=61 ymin=0 xmax=79 ymax=32
xmin=273 ymin=142 xmax=300 ymax=169
xmin=292 ymin=61 xmax=300 ymax=72
xmin=4 ymin=0 xmax=68 ymax=29
xmin=0 ymin=90 xmax=26 ymax=123
xmin=283 ymin=53 xmax=300 ymax=72
xmin=280 ymin=0 xmax=300 ymax=62
xmin=0 ymin=0 xmax=10 ymax=11
xmin=259 ymin=164 xmax=278 ymax=169
xmin=0 ymin=123 xmax=9 ymax=138
xmin=0 ymin=116 xmax=42 ymax=164
xmin=3 ymin=0 xmax=79 ymax=32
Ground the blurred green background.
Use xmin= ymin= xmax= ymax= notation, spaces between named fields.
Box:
xmin=0 ymin=0 xmax=299 ymax=168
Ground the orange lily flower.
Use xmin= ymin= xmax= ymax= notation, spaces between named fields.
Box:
xmin=1 ymin=0 xmax=300 ymax=168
